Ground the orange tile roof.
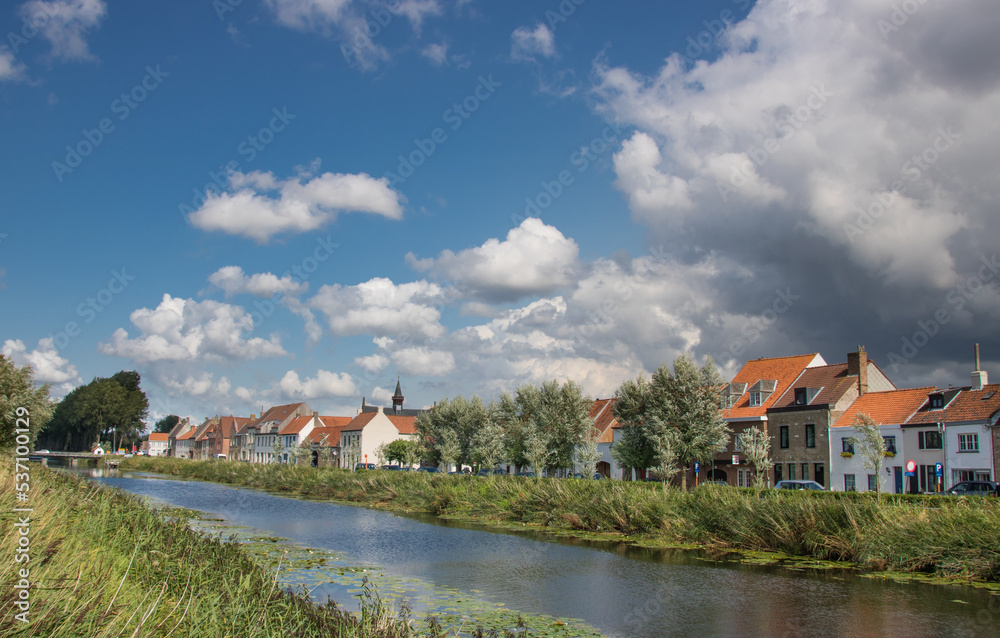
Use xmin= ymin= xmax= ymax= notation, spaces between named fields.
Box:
xmin=588 ymin=398 xmax=619 ymax=443
xmin=833 ymin=387 xmax=936 ymax=428
xmin=280 ymin=416 xmax=314 ymax=435
xmin=908 ymin=383 xmax=1000 ymax=425
xmin=387 ymin=415 xmax=417 ymax=434
xmin=176 ymin=429 xmax=195 ymax=441
xmin=148 ymin=433 xmax=169 ymax=441
xmin=723 ymin=353 xmax=824 ymax=419
xmin=318 ymin=416 xmax=353 ymax=428
xmin=343 ymin=411 xmax=379 ymax=432
xmin=306 ymin=426 xmax=344 ymax=446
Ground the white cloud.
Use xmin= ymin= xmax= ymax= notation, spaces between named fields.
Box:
xmin=2 ymin=337 xmax=81 ymax=397
xmin=279 ymin=369 xmax=357 ymax=398
xmin=369 ymin=385 xmax=394 ymax=404
xmin=510 ymin=23 xmax=555 ymax=61
xmin=207 ymin=266 xmax=308 ymax=298
xmin=0 ymin=49 xmax=26 ymax=81
xmin=160 ymin=372 xmax=233 ymax=398
xmin=420 ymin=42 xmax=448 ymax=66
xmin=310 ymin=277 xmax=449 ymax=339
xmin=584 ymin=0 xmax=1000 ymax=373
xmin=354 ymin=353 xmax=388 ymax=374
xmin=406 ymin=217 xmax=579 ymax=302
xmin=189 ymin=163 xmax=405 ymax=243
xmin=99 ymin=294 xmax=288 ymax=363
xmin=20 ymin=0 xmax=107 ymax=61
xmin=392 ymin=346 xmax=455 ymax=376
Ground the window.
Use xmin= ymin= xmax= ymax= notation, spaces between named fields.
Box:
xmin=868 ymin=474 xmax=878 ymax=492
xmin=805 ymin=424 xmax=816 ymax=448
xmin=794 ymin=388 xmax=807 ymax=405
xmin=801 ymin=463 xmax=809 ymax=481
xmin=814 ymin=463 xmax=825 ymax=487
xmin=733 ymin=435 xmax=742 ymax=452
xmin=737 ymin=469 xmax=753 ymax=487
xmin=842 ymin=438 xmax=854 ymax=454
xmin=749 ymin=392 xmax=762 ymax=407
xmin=918 ymin=430 xmax=942 ymax=450
xmin=775 ymin=464 xmax=783 ymax=483
xmin=780 ymin=426 xmax=789 ymax=449
xmin=958 ymin=433 xmax=979 ymax=452
xmin=788 ymin=464 xmax=796 ymax=480
xmin=844 ymin=474 xmax=856 ymax=492
xmin=883 ymin=436 xmax=897 ymax=454
xmin=929 ymin=394 xmax=944 ymax=409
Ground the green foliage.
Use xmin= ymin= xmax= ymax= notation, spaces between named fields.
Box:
xmin=384 ymin=438 xmax=410 ymax=464
xmin=613 ymin=354 xmax=730 ymax=488
xmin=470 ymin=417 xmax=506 ymax=472
xmin=0 ymin=354 xmax=54 ymax=450
xmin=852 ymin=412 xmax=886 ymax=497
xmin=737 ymin=426 xmax=773 ymax=487
xmin=574 ymin=428 xmax=602 ymax=478
xmin=497 ymin=380 xmax=593 ymax=473
xmin=416 ymin=394 xmax=490 ymax=467
xmin=153 ymin=414 xmax=180 ymax=434
xmin=39 ymin=370 xmax=148 ymax=451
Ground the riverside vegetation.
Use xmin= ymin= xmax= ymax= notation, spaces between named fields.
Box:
xmin=2 ymin=461 xmax=540 ymax=638
xmin=122 ymin=457 xmax=1000 ymax=584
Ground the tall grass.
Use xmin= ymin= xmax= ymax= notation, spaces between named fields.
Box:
xmin=121 ymin=457 xmax=1000 ymax=582
xmin=0 ymin=461 xmax=410 ymax=637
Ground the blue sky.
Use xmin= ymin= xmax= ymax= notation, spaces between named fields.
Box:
xmin=3 ymin=0 xmax=999 ymax=427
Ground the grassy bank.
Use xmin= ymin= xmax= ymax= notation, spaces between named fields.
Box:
xmin=0 ymin=461 xmax=411 ymax=638
xmin=122 ymin=457 xmax=1000 ymax=583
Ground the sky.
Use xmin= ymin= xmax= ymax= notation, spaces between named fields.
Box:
xmin=2 ymin=0 xmax=999 ymax=428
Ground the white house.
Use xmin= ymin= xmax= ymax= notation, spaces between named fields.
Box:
xmin=339 ymin=407 xmax=418 ymax=468
xmin=147 ymin=433 xmax=169 ymax=456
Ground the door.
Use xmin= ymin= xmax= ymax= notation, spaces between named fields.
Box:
xmin=893 ymin=466 xmax=903 ymax=494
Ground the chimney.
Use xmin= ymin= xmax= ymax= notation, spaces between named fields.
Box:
xmin=250 ymin=414 xmax=256 ymax=420
xmin=972 ymin=343 xmax=988 ymax=390
xmin=847 ymin=346 xmax=868 ymax=396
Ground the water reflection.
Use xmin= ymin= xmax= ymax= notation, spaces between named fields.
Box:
xmin=71 ymin=466 xmax=999 ymax=638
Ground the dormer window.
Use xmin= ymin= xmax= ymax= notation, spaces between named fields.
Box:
xmin=794 ymin=388 xmax=807 ymax=405
xmin=747 ymin=380 xmax=776 ymax=407
xmin=748 ymin=392 xmax=762 ymax=407
xmin=929 ymin=394 xmax=944 ymax=409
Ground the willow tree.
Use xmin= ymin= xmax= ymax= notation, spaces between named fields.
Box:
xmin=852 ymin=413 xmax=886 ymax=498
xmin=613 ymin=354 xmax=730 ymax=489
xmin=0 ymin=355 xmax=55 ymax=450
xmin=736 ymin=426 xmax=773 ymax=487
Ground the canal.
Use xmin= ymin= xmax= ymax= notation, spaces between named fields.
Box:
xmin=76 ymin=466 xmax=1000 ymax=637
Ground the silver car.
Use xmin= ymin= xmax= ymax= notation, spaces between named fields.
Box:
xmin=775 ymin=480 xmax=825 ymax=491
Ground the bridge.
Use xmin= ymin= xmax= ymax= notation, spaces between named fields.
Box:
xmin=31 ymin=451 xmax=120 ymax=466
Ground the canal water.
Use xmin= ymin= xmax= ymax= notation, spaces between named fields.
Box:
xmin=76 ymin=467 xmax=999 ymax=637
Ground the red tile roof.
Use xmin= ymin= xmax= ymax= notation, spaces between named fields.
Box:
xmin=723 ymin=353 xmax=824 ymax=419
xmin=343 ymin=411 xmax=379 ymax=432
xmin=908 ymin=383 xmax=1000 ymax=425
xmin=280 ymin=416 xmax=314 ymax=435
xmin=833 ymin=387 xmax=936 ymax=428
xmin=318 ymin=416 xmax=353 ymax=428
xmin=589 ymin=398 xmax=619 ymax=443
xmin=148 ymin=433 xmax=169 ymax=441
xmin=387 ymin=415 xmax=418 ymax=434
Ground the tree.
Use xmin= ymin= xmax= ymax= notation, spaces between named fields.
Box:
xmin=384 ymin=439 xmax=410 ymax=465
xmin=612 ymin=355 xmax=730 ymax=489
xmin=374 ymin=442 xmax=388 ymax=467
xmin=436 ymin=431 xmax=461 ymax=472
xmin=610 ymin=426 xmax=653 ymax=480
xmin=523 ymin=430 xmax=549 ymax=478
xmin=495 ymin=380 xmax=592 ymax=475
xmin=154 ymin=414 xmax=180 ymax=434
xmin=291 ymin=440 xmax=312 ymax=465
xmin=574 ymin=428 xmax=602 ymax=478
xmin=271 ymin=437 xmax=284 ymax=463
xmin=342 ymin=439 xmax=361 ymax=469
xmin=402 ymin=439 xmax=423 ymax=469
xmin=852 ymin=413 xmax=886 ymax=498
xmin=650 ymin=430 xmax=681 ymax=485
xmin=416 ymin=395 xmax=490 ymax=468
xmin=737 ymin=426 xmax=773 ymax=488
xmin=470 ymin=416 xmax=506 ymax=473
xmin=0 ymin=355 xmax=55 ymax=451
xmin=39 ymin=370 xmax=149 ymax=452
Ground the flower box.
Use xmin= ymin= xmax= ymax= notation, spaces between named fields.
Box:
xmin=840 ymin=451 xmax=853 ymax=458
xmin=883 ymin=451 xmax=896 ymax=458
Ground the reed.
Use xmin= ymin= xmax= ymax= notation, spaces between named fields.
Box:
xmin=120 ymin=457 xmax=1000 ymax=582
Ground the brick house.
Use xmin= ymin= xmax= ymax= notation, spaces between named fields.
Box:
xmin=767 ymin=347 xmax=895 ymax=488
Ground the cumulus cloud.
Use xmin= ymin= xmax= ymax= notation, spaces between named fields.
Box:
xmin=189 ymin=163 xmax=405 ymax=243
xmin=207 ymin=266 xmax=308 ymax=299
xmin=354 ymin=353 xmax=388 ymax=374
xmin=590 ymin=0 xmax=1000 ymax=380
xmin=279 ymin=369 xmax=357 ymax=398
xmin=310 ymin=277 xmax=449 ymax=340
xmin=392 ymin=346 xmax=455 ymax=376
xmin=2 ymin=337 xmax=81 ymax=397
xmin=406 ymin=217 xmax=579 ymax=302
xmin=99 ymin=294 xmax=288 ymax=363
xmin=510 ymin=23 xmax=555 ymax=61
xmin=420 ymin=42 xmax=448 ymax=66
xmin=20 ymin=0 xmax=107 ymax=61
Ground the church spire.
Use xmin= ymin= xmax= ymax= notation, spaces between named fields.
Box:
xmin=392 ymin=377 xmax=404 ymax=413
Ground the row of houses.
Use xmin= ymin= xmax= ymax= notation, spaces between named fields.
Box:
xmin=165 ymin=382 xmax=420 ymax=469
xmin=587 ymin=346 xmax=998 ymax=493
xmin=159 ymin=348 xmax=998 ymax=494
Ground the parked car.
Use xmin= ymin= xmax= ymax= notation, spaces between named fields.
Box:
xmin=416 ymin=466 xmax=442 ymax=473
xmin=354 ymin=463 xmax=377 ymax=471
xmin=476 ymin=468 xmax=507 ymax=476
xmin=944 ymin=480 xmax=998 ymax=496
xmin=514 ymin=471 xmax=536 ymax=478
xmin=775 ymin=480 xmax=825 ymax=491
xmin=382 ymin=465 xmax=403 ymax=471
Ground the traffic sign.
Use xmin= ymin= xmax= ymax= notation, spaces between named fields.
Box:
xmin=694 ymin=462 xmax=700 ymax=473
xmin=906 ymin=460 xmax=916 ymax=473
xmin=935 ymin=463 xmax=943 ymax=477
